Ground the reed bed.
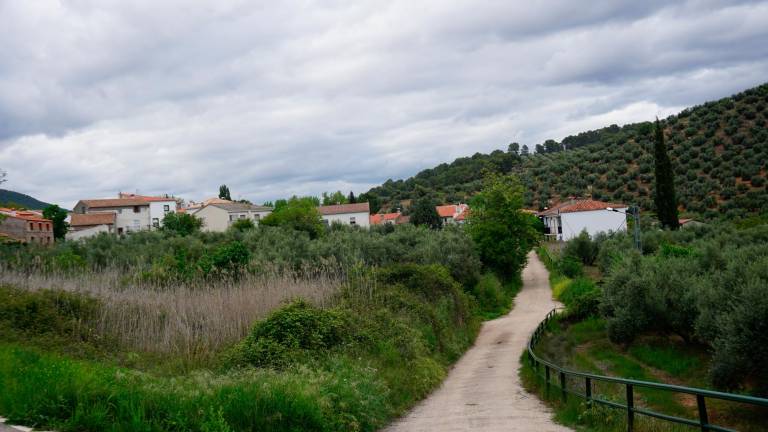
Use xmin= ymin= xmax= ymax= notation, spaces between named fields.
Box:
xmin=0 ymin=264 xmax=360 ymax=358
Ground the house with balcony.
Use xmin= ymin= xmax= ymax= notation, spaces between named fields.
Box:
xmin=194 ymin=202 xmax=273 ymax=232
xmin=538 ymin=199 xmax=627 ymax=241
xmin=73 ymin=198 xmax=152 ymax=235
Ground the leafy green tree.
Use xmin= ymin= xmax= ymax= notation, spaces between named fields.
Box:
xmin=42 ymin=205 xmax=69 ymax=240
xmin=521 ymin=145 xmax=530 ymax=157
xmin=261 ymin=196 xmax=325 ymax=239
xmin=653 ymin=119 xmax=680 ymax=229
xmin=0 ymin=169 xmax=5 ymax=185
xmin=347 ymin=191 xmax=356 ymax=203
xmin=410 ymin=197 xmax=442 ymax=229
xmin=218 ymin=185 xmax=232 ymax=201
xmin=507 ymin=142 xmax=520 ymax=155
xmin=321 ymin=191 xmax=348 ymax=206
xmin=467 ymin=173 xmax=539 ymax=276
xmin=161 ymin=212 xmax=203 ymax=236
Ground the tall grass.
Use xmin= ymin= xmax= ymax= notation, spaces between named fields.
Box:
xmin=0 ymin=264 xmax=359 ymax=360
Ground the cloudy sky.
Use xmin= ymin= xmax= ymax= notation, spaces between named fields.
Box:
xmin=1 ymin=1 xmax=767 ymax=207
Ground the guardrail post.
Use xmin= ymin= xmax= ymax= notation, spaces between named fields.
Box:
xmin=626 ymin=384 xmax=634 ymax=432
xmin=560 ymin=371 xmax=567 ymax=401
xmin=585 ymin=377 xmax=592 ymax=408
xmin=697 ymin=395 xmax=709 ymax=431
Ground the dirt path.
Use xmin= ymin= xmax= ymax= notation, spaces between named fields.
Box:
xmin=382 ymin=251 xmax=572 ymax=432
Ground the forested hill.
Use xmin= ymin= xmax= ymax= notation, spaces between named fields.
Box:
xmin=0 ymin=189 xmax=54 ymax=210
xmin=363 ymin=83 xmax=768 ymax=220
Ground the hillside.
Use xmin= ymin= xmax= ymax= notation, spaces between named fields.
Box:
xmin=0 ymin=189 xmax=54 ymax=209
xmin=363 ymin=83 xmax=768 ymax=220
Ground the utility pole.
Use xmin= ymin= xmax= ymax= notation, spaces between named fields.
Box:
xmin=631 ymin=205 xmax=642 ymax=252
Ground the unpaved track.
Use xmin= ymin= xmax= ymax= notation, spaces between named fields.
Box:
xmin=383 ymin=251 xmax=572 ymax=432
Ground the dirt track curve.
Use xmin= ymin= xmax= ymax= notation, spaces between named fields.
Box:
xmin=382 ymin=251 xmax=572 ymax=432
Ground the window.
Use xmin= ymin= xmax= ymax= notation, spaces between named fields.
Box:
xmin=239 ymin=214 xmax=246 ymax=219
xmin=349 ymin=216 xmax=356 ymax=225
xmin=117 ymin=209 xmax=122 ymax=214
xmin=38 ymin=222 xmax=43 ymax=230
xmin=163 ymin=205 xmax=170 ymax=212
xmin=133 ymin=206 xmax=140 ymax=213
xmin=229 ymin=215 xmax=236 ymax=221
xmin=254 ymin=214 xmax=261 ymax=221
xmin=46 ymin=223 xmax=51 ymax=231
xmin=29 ymin=222 xmax=34 ymax=230
xmin=152 ymin=218 xmax=159 ymax=228
xmin=118 ymin=227 xmax=124 ymax=235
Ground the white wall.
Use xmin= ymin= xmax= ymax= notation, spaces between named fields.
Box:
xmin=560 ymin=209 xmax=626 ymax=240
xmin=149 ymin=200 xmax=178 ymax=228
xmin=88 ymin=206 xmax=150 ymax=234
xmin=322 ymin=211 xmax=370 ymax=228
xmin=67 ymin=225 xmax=110 ymax=241
xmin=195 ymin=206 xmax=229 ymax=232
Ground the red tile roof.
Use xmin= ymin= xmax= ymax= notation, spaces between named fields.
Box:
xmin=0 ymin=209 xmax=51 ymax=222
xmin=538 ymin=199 xmax=627 ymax=216
xmin=436 ymin=205 xmax=457 ymax=218
xmin=370 ymin=212 xmax=402 ymax=225
xmin=79 ymin=199 xmax=150 ymax=208
xmin=318 ymin=202 xmax=370 ymax=215
xmin=70 ymin=213 xmax=116 ymax=226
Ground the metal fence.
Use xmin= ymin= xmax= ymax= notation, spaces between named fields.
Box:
xmin=527 ymin=308 xmax=768 ymax=432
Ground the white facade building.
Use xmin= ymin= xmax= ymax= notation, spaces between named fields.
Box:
xmin=195 ymin=202 xmax=273 ymax=232
xmin=318 ymin=203 xmax=370 ymax=228
xmin=73 ymin=198 xmax=152 ymax=235
xmin=538 ymin=199 xmax=627 ymax=241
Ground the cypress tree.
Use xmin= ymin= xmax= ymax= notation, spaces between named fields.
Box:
xmin=652 ymin=119 xmax=679 ymax=229
xmin=219 ymin=184 xmax=232 ymax=201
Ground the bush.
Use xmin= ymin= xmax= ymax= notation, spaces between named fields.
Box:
xmin=563 ymin=230 xmax=599 ymax=265
xmin=230 ymin=218 xmax=255 ymax=231
xmin=471 ymin=273 xmax=507 ymax=316
xmin=229 ymin=300 xmax=352 ymax=368
xmin=558 ymin=256 xmax=583 ymax=278
xmin=0 ymin=286 xmax=101 ymax=345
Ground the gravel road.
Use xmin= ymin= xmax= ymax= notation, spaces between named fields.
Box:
xmin=382 ymin=251 xmax=572 ymax=432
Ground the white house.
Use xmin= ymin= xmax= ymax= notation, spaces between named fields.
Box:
xmin=318 ymin=202 xmax=370 ymax=228
xmin=118 ymin=193 xmax=178 ymax=228
xmin=73 ymin=198 xmax=152 ymax=235
xmin=195 ymin=202 xmax=273 ymax=232
xmin=538 ymin=199 xmax=627 ymax=241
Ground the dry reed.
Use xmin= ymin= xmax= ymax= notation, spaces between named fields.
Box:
xmin=0 ymin=264 xmax=363 ymax=358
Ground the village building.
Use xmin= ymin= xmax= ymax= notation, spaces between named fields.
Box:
xmin=194 ymin=202 xmax=273 ymax=232
xmin=538 ymin=199 xmax=627 ymax=241
xmin=370 ymin=211 xmax=409 ymax=226
xmin=68 ymin=213 xmax=116 ymax=241
xmin=318 ymin=202 xmax=370 ymax=228
xmin=436 ymin=204 xmax=469 ymax=225
xmin=118 ymin=193 xmax=179 ymax=228
xmin=0 ymin=208 xmax=54 ymax=245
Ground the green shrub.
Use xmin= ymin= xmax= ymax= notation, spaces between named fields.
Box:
xmin=558 ymin=256 xmax=583 ymax=278
xmin=471 ymin=273 xmax=507 ymax=316
xmin=563 ymin=230 xmax=599 ymax=265
xmin=229 ymin=300 xmax=351 ymax=368
xmin=0 ymin=286 xmax=100 ymax=344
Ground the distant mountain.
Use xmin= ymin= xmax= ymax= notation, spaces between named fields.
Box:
xmin=0 ymin=189 xmax=55 ymax=210
xmin=363 ymin=83 xmax=768 ymax=220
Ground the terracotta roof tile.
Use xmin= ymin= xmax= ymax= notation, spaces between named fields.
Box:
xmin=71 ymin=213 xmax=116 ymax=226
xmin=538 ymin=199 xmax=627 ymax=216
xmin=318 ymin=202 xmax=370 ymax=215
xmin=80 ymin=198 xmax=150 ymax=208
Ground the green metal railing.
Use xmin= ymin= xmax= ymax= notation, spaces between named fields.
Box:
xmin=527 ymin=308 xmax=768 ymax=432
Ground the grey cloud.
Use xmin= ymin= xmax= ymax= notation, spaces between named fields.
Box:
xmin=0 ymin=0 xmax=766 ymax=207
